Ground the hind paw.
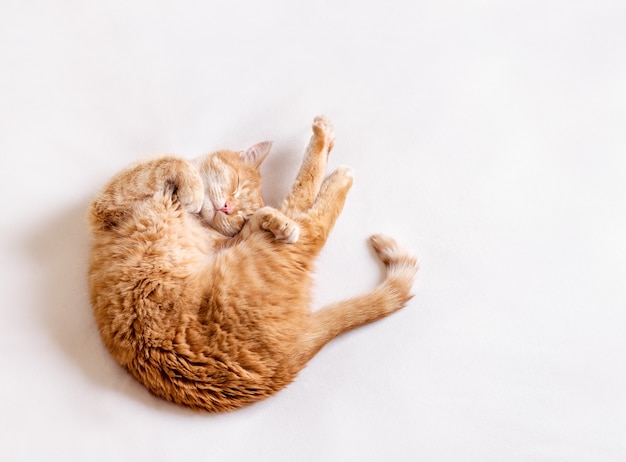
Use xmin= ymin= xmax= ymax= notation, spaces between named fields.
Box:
xmin=312 ymin=115 xmax=335 ymax=154
xmin=324 ymin=166 xmax=354 ymax=191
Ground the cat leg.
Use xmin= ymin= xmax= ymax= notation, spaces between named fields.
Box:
xmin=89 ymin=156 xmax=204 ymax=230
xmin=125 ymin=157 xmax=204 ymax=213
xmin=237 ymin=206 xmax=300 ymax=243
xmin=296 ymin=234 xmax=418 ymax=363
xmin=295 ymin=166 xmax=353 ymax=251
xmin=169 ymin=159 xmax=205 ymax=214
xmin=280 ymin=115 xmax=335 ymax=217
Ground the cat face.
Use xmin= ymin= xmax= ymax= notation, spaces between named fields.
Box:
xmin=193 ymin=142 xmax=271 ymax=236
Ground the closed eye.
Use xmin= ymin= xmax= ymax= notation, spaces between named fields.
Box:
xmin=233 ymin=176 xmax=241 ymax=198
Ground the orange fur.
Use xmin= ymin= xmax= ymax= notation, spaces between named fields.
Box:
xmin=88 ymin=116 xmax=418 ymax=412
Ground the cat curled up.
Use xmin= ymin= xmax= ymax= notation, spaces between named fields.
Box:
xmin=88 ymin=116 xmax=418 ymax=412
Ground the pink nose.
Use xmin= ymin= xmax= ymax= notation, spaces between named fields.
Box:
xmin=219 ymin=202 xmax=232 ymax=215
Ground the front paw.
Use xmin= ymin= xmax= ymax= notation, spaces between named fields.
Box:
xmin=228 ymin=214 xmax=246 ymax=234
xmin=258 ymin=208 xmax=300 ymax=243
xmin=270 ymin=220 xmax=300 ymax=243
xmin=177 ymin=181 xmax=204 ymax=214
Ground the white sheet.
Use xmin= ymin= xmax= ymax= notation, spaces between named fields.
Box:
xmin=2 ymin=1 xmax=625 ymax=460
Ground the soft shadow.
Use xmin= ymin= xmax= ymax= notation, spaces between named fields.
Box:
xmin=28 ymin=199 xmax=194 ymax=416
xmin=27 ymin=113 xmax=310 ymax=417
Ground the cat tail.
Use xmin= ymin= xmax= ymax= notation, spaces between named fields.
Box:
xmin=88 ymin=156 xmax=203 ymax=231
xmin=299 ymin=234 xmax=419 ymax=362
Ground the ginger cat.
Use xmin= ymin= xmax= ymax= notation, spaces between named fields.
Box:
xmin=88 ymin=116 xmax=418 ymax=412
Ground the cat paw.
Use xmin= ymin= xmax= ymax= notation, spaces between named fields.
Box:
xmin=329 ymin=166 xmax=354 ymax=187
xmin=265 ymin=218 xmax=300 ymax=243
xmin=258 ymin=208 xmax=300 ymax=243
xmin=177 ymin=182 xmax=204 ymax=214
xmin=312 ymin=115 xmax=335 ymax=154
xmin=228 ymin=214 xmax=246 ymax=234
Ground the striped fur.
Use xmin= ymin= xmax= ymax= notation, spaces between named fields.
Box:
xmin=88 ymin=116 xmax=418 ymax=412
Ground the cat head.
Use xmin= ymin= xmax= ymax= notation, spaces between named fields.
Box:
xmin=192 ymin=141 xmax=271 ymax=236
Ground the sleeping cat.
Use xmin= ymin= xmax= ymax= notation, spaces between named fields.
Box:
xmin=88 ymin=116 xmax=418 ymax=412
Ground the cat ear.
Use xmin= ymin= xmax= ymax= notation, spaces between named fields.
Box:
xmin=239 ymin=141 xmax=272 ymax=167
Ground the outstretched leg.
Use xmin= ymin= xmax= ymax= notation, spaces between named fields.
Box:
xmin=280 ymin=116 xmax=335 ymax=217
xmin=231 ymin=118 xmax=347 ymax=250
xmin=296 ymin=167 xmax=354 ymax=252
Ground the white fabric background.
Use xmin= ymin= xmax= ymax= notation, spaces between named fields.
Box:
xmin=2 ymin=1 xmax=625 ymax=460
